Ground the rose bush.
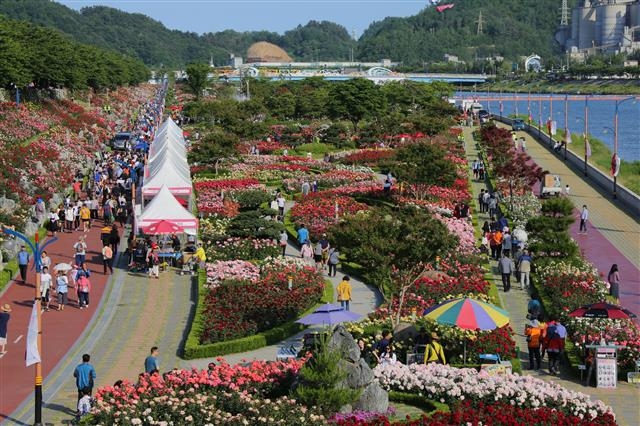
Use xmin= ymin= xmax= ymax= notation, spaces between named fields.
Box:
xmin=206 ymin=237 xmax=279 ymax=262
xmin=374 ymin=363 xmax=614 ymax=420
xmin=290 ymin=194 xmax=369 ymax=238
xmin=200 ymin=260 xmax=325 ymax=343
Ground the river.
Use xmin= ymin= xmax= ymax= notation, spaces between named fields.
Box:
xmin=455 ymin=91 xmax=640 ymax=162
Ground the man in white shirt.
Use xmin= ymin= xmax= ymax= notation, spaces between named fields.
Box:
xmin=579 ymin=205 xmax=588 ymax=234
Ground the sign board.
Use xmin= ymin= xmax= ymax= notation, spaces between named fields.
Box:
xmin=627 ymin=372 xmax=640 ymax=384
xmin=480 ymin=361 xmax=512 ymax=376
xmin=596 ymin=347 xmax=617 ymax=388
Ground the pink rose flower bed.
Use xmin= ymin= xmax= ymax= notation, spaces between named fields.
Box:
xmin=204 ymin=260 xmax=260 ymax=289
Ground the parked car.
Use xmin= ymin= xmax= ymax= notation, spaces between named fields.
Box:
xmin=478 ymin=110 xmax=491 ymax=123
xmin=512 ymin=118 xmax=525 ymax=131
xmin=111 ymin=132 xmax=132 ymax=151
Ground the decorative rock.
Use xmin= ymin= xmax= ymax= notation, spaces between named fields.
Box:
xmin=0 ymin=197 xmax=16 ymax=212
xmin=342 ymin=358 xmax=374 ymax=389
xmin=352 ymin=382 xmax=389 ymax=413
xmin=328 ymin=325 xmax=360 ymax=363
xmin=393 ymin=322 xmax=418 ymax=344
xmin=329 ymin=325 xmax=389 ymax=414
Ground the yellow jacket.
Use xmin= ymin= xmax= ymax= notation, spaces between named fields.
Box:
xmin=424 ymin=341 xmax=447 ymax=364
xmin=336 ymin=280 xmax=352 ymax=302
xmin=194 ymin=247 xmax=206 ymax=262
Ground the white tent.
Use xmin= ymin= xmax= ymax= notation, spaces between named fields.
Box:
xmin=142 ymin=156 xmax=192 ymax=198
xmin=137 ymin=185 xmax=198 ymax=234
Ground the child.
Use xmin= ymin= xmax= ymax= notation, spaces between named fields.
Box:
xmin=77 ymin=387 xmax=92 ymax=420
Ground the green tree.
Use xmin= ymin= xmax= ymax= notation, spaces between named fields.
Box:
xmin=526 ymin=197 xmax=578 ymax=260
xmin=329 ymin=206 xmax=457 ymax=297
xmin=327 ymin=78 xmax=386 ymax=131
xmin=185 ymin=63 xmax=211 ymax=98
xmin=293 ymin=335 xmax=360 ymax=416
xmin=393 ymin=142 xmax=458 ymax=186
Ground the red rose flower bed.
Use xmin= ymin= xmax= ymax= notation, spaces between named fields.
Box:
xmin=194 ymin=178 xmax=262 ymax=216
xmin=200 ymin=263 xmax=325 ymax=344
xmin=290 ymin=194 xmax=370 ymax=238
xmin=340 ymin=149 xmax=395 ymax=165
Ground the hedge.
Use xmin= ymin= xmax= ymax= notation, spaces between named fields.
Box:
xmin=183 ymin=269 xmax=334 ymax=360
xmin=388 ymin=391 xmax=447 ymax=414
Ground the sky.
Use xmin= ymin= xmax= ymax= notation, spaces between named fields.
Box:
xmin=57 ymin=0 xmax=433 ymax=37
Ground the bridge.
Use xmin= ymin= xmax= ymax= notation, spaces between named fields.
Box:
xmin=220 ymin=72 xmax=488 ymax=84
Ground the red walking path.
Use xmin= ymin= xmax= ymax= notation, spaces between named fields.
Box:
xmin=0 ymin=222 xmax=114 ymax=422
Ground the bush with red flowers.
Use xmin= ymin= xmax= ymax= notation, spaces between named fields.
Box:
xmin=200 ymin=261 xmax=325 ymax=344
xmin=290 ymin=194 xmax=370 ymax=239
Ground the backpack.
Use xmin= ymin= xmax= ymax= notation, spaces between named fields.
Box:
xmin=546 ymin=325 xmax=560 ymax=340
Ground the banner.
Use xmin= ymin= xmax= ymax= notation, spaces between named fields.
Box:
xmin=585 ymin=140 xmax=592 ymax=158
xmin=26 ymin=302 xmax=41 ymax=366
xmin=611 ymin=154 xmax=621 ymax=177
xmin=564 ymin=128 xmax=571 ymax=144
xmin=550 ymin=120 xmax=557 ymax=136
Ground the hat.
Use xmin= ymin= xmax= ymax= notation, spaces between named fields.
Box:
xmin=431 ymin=332 xmax=440 ymax=340
xmin=151 ymin=243 xmax=159 ymax=249
xmin=529 ymin=319 xmax=539 ymax=327
xmin=2 ymin=303 xmax=11 ymax=313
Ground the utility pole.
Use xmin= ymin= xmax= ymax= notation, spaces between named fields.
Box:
xmin=476 ymin=11 xmax=484 ymax=35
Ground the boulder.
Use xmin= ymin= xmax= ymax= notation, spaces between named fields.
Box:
xmin=393 ymin=322 xmax=418 ymax=344
xmin=352 ymin=382 xmax=389 ymax=413
xmin=418 ymin=269 xmax=449 ymax=281
xmin=328 ymin=325 xmax=360 ymax=363
xmin=342 ymin=358 xmax=373 ymax=389
xmin=0 ymin=197 xmax=16 ymax=212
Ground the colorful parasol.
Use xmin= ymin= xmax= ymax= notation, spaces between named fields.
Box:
xmin=141 ymin=220 xmax=184 ymax=235
xmin=423 ymin=297 xmax=510 ymax=330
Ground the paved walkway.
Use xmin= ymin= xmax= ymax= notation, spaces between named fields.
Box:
xmin=6 ymin=225 xmax=194 ymax=425
xmin=463 ymin=125 xmax=640 ymax=426
xmin=504 ymin=123 xmax=640 ymax=318
xmin=0 ymin=221 xmax=117 ymax=424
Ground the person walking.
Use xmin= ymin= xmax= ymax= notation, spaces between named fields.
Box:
xmin=17 ymin=245 xmax=30 ymax=283
xmin=77 ymin=274 xmax=91 ymax=309
xmin=544 ymin=318 xmax=565 ymax=375
xmin=40 ymin=266 xmax=52 ymax=312
xmin=313 ymin=241 xmax=324 ymax=272
xmin=327 ymin=247 xmax=340 ymax=277
xmin=110 ymin=224 xmax=120 ymax=256
xmin=524 ymin=319 xmax=543 ymax=370
xmin=73 ymin=236 xmax=87 ymax=267
xmin=607 ymin=264 xmax=620 ymax=301
xmin=73 ymin=354 xmax=97 ymax=401
xmin=501 ymin=230 xmax=512 ymax=258
xmin=527 ymin=298 xmax=542 ymax=320
xmin=276 ymin=193 xmax=286 ymax=219
xmin=40 ymin=250 xmax=52 ymax=271
xmin=296 ymin=224 xmax=309 ymax=247
xmin=300 ymin=240 xmax=314 ymax=266
xmin=579 ymin=205 xmax=589 ymax=234
xmin=55 ymin=270 xmax=69 ymax=311
xmin=336 ymin=275 xmax=352 ymax=311
xmin=80 ymin=203 xmax=91 ymax=232
xmin=498 ymin=253 xmax=515 ymax=292
xmin=517 ymin=250 xmax=532 ymax=290
xmin=102 ymin=244 xmax=113 ymax=275
xmin=0 ymin=304 xmax=11 ymax=355
xmin=144 ymin=346 xmax=160 ymax=374
xmin=278 ymin=230 xmax=288 ymax=257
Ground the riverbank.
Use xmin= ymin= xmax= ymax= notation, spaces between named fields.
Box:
xmin=480 ymin=78 xmax=640 ymax=96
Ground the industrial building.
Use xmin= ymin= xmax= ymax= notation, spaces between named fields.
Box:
xmin=556 ymin=0 xmax=640 ymax=59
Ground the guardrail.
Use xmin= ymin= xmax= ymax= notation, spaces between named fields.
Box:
xmin=493 ymin=115 xmax=640 ymax=218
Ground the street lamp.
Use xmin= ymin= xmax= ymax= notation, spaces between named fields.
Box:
xmin=610 ymin=96 xmax=639 ymax=198
xmin=2 ymin=227 xmax=57 ymax=426
xmin=563 ymin=94 xmax=569 ymax=160
xmin=582 ymin=96 xmax=590 ymax=176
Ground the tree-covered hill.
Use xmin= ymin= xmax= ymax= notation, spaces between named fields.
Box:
xmin=358 ymin=0 xmax=575 ymax=65
xmin=0 ymin=1 xmax=354 ymax=66
xmin=0 ymin=14 xmax=148 ymax=89
xmin=0 ymin=0 xmax=573 ymax=67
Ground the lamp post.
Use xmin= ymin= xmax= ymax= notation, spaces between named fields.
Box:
xmin=2 ymin=227 xmax=57 ymax=426
xmin=563 ymin=94 xmax=569 ymax=160
xmin=611 ymin=96 xmax=639 ymax=198
xmin=583 ymin=96 xmax=590 ymax=176
xmin=538 ymin=92 xmax=542 ymax=137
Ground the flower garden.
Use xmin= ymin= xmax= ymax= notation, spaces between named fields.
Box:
xmin=84 ymin=83 xmax=622 ymax=424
